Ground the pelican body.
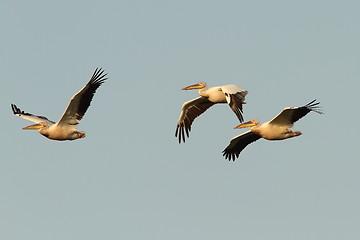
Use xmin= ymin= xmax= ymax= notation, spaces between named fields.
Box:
xmin=223 ymin=100 xmax=323 ymax=161
xmin=11 ymin=68 xmax=107 ymax=141
xmin=176 ymin=82 xmax=248 ymax=143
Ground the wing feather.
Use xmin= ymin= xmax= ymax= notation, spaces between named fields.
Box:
xmin=222 ymin=130 xmax=261 ymax=161
xmin=58 ymin=68 xmax=107 ymax=125
xmin=175 ymin=97 xmax=215 ymax=143
xmin=269 ymin=99 xmax=323 ymax=126
xmin=221 ymin=85 xmax=248 ymax=122
xmin=11 ymin=104 xmax=55 ymax=124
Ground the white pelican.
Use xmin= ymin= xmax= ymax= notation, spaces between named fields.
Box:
xmin=11 ymin=68 xmax=108 ymax=141
xmin=176 ymin=82 xmax=248 ymax=143
xmin=223 ymin=100 xmax=323 ymax=161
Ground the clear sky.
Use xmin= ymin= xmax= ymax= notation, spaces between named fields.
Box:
xmin=1 ymin=0 xmax=359 ymax=239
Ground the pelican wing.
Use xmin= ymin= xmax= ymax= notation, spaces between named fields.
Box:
xmin=175 ymin=96 xmax=215 ymax=143
xmin=58 ymin=68 xmax=107 ymax=126
xmin=222 ymin=130 xmax=261 ymax=161
xmin=269 ymin=99 xmax=322 ymax=126
xmin=221 ymin=85 xmax=248 ymax=122
xmin=11 ymin=104 xmax=55 ymax=124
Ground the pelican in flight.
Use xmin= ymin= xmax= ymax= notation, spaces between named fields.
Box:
xmin=11 ymin=68 xmax=108 ymax=141
xmin=176 ymin=82 xmax=248 ymax=143
xmin=223 ymin=100 xmax=323 ymax=161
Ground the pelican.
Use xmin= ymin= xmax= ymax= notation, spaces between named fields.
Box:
xmin=223 ymin=100 xmax=323 ymax=161
xmin=11 ymin=68 xmax=108 ymax=141
xmin=176 ymin=82 xmax=248 ymax=143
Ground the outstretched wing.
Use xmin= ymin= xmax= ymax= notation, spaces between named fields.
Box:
xmin=58 ymin=68 xmax=108 ymax=126
xmin=221 ymin=85 xmax=248 ymax=122
xmin=269 ymin=99 xmax=323 ymax=127
xmin=175 ymin=96 xmax=215 ymax=143
xmin=11 ymin=104 xmax=55 ymax=124
xmin=222 ymin=130 xmax=261 ymax=161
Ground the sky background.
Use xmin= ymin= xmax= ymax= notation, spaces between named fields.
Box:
xmin=1 ymin=0 xmax=359 ymax=239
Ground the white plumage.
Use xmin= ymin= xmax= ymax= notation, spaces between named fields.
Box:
xmin=176 ymin=82 xmax=248 ymax=143
xmin=223 ymin=100 xmax=323 ymax=161
xmin=12 ymin=68 xmax=107 ymax=141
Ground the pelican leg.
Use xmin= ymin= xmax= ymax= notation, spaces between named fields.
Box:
xmin=284 ymin=130 xmax=302 ymax=138
xmin=289 ymin=131 xmax=302 ymax=137
xmin=76 ymin=132 xmax=86 ymax=138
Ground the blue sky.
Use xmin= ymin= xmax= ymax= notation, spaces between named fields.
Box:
xmin=1 ymin=0 xmax=359 ymax=239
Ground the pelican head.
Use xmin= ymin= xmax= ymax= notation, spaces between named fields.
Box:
xmin=181 ymin=82 xmax=207 ymax=90
xmin=234 ymin=119 xmax=259 ymax=129
xmin=22 ymin=122 xmax=47 ymax=130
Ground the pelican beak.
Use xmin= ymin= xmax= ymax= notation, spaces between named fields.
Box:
xmin=234 ymin=121 xmax=256 ymax=129
xmin=181 ymin=83 xmax=203 ymax=90
xmin=22 ymin=123 xmax=43 ymax=130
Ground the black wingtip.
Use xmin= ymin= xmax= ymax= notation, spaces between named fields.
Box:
xmin=90 ymin=68 xmax=108 ymax=84
xmin=306 ymin=99 xmax=323 ymax=115
xmin=175 ymin=123 xmax=190 ymax=144
xmin=222 ymin=150 xmax=237 ymax=161
xmin=175 ymin=125 xmax=184 ymax=144
xmin=11 ymin=104 xmax=20 ymax=114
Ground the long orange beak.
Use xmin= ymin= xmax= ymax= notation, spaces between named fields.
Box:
xmin=22 ymin=123 xmax=43 ymax=130
xmin=234 ymin=120 xmax=256 ymax=129
xmin=181 ymin=83 xmax=203 ymax=90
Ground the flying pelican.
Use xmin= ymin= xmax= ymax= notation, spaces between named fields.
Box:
xmin=222 ymin=100 xmax=323 ymax=161
xmin=175 ymin=82 xmax=248 ymax=143
xmin=11 ymin=68 xmax=107 ymax=141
